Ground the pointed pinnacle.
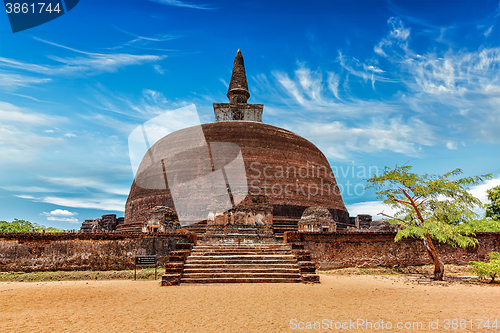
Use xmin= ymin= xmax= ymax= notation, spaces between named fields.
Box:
xmin=227 ymin=49 xmax=250 ymax=104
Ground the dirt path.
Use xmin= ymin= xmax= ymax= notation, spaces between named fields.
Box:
xmin=0 ymin=274 xmax=498 ymax=332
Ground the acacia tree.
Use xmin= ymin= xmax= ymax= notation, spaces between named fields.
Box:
xmin=485 ymin=185 xmax=500 ymax=220
xmin=367 ymin=165 xmax=491 ymax=281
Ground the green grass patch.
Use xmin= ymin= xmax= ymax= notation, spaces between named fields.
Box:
xmin=318 ymin=264 xmax=471 ymax=276
xmin=0 ymin=268 xmax=161 ymax=282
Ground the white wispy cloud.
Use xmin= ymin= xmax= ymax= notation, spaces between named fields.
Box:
xmin=274 ymin=71 xmax=306 ymax=105
xmin=346 ymin=200 xmax=398 ymax=219
xmin=484 ymin=25 xmax=494 ymax=37
xmin=337 ymin=52 xmax=394 ymax=87
xmin=153 ymin=64 xmax=165 ymax=74
xmin=469 ymin=177 xmax=500 ymax=206
xmin=0 ymin=38 xmax=166 ymax=76
xmin=259 ymin=15 xmax=500 ymax=158
xmin=446 ymin=142 xmax=457 ymax=150
xmin=148 ymin=0 xmax=211 ymax=10
xmin=374 ymin=16 xmax=411 ymax=58
xmin=15 ymin=194 xmax=125 ymax=212
xmin=271 ymin=64 xmax=401 ymax=116
xmin=47 ymin=216 xmax=79 ymax=223
xmin=14 ymin=194 xmax=36 ymax=199
xmin=2 ymin=186 xmax=59 ymax=193
xmin=41 ymin=196 xmax=125 ymax=212
xmin=377 ymin=19 xmax=500 ymax=142
xmin=326 ymin=72 xmax=341 ymax=100
xmin=219 ymin=78 xmax=228 ymax=88
xmin=0 ymin=102 xmax=68 ymax=168
xmin=285 ymin=117 xmax=435 ymax=160
xmin=42 ymin=210 xmax=79 ymax=223
xmin=0 ymin=73 xmax=51 ymax=89
xmin=42 ymin=209 xmax=78 ymax=217
xmin=82 ymin=87 xmax=198 ymax=134
xmin=0 ymin=124 xmax=63 ymax=165
xmin=111 ymin=25 xmax=179 ymax=49
xmin=42 ymin=177 xmax=130 ymax=196
xmin=0 ymin=101 xmax=62 ymax=125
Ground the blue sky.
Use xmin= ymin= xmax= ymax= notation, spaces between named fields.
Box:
xmin=1 ymin=0 xmax=500 ymax=229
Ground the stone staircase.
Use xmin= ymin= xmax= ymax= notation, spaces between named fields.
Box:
xmin=181 ymin=243 xmax=302 ymax=283
xmin=272 ymin=217 xmax=298 ymax=240
xmin=161 ymin=242 xmax=320 ymax=285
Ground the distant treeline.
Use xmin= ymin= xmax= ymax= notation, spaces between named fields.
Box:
xmin=0 ymin=219 xmax=64 ymax=233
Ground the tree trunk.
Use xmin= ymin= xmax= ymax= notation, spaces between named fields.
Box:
xmin=423 ymin=233 xmax=444 ymax=281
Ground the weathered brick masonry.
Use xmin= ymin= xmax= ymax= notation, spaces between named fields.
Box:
xmin=124 ymin=122 xmax=350 ymax=233
xmin=2 ymin=231 xmax=498 ymax=273
xmin=0 ymin=232 xmax=196 ymax=272
xmin=285 ymin=232 xmax=500 ymax=270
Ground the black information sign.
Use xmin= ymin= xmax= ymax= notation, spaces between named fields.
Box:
xmin=134 ymin=255 xmax=157 ymax=280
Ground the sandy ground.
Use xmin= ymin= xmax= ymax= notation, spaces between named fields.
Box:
xmin=0 ymin=274 xmax=499 ymax=333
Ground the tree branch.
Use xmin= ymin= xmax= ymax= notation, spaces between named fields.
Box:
xmin=377 ymin=212 xmax=407 ymax=224
xmin=416 ymin=198 xmax=429 ymax=208
xmin=391 ymin=198 xmax=412 ymax=206
xmin=400 ymin=187 xmax=426 ymax=224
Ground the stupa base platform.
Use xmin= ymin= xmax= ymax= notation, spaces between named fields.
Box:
xmin=204 ymin=224 xmax=276 ymax=244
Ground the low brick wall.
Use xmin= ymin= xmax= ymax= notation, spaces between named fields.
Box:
xmin=0 ymin=232 xmax=196 ymax=272
xmin=284 ymin=232 xmax=500 ymax=270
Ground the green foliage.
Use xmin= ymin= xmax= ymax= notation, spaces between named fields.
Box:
xmin=468 ymin=252 xmax=500 ymax=283
xmin=456 ymin=218 xmax=500 ymax=233
xmin=0 ymin=219 xmax=64 ymax=233
xmin=485 ymin=185 xmax=500 ymax=220
xmin=44 ymin=227 xmax=65 ymax=233
xmin=366 ymin=165 xmax=492 ymax=247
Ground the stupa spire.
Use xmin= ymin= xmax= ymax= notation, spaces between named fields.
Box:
xmin=227 ymin=49 xmax=250 ymax=104
xmin=213 ymin=50 xmax=263 ymax=122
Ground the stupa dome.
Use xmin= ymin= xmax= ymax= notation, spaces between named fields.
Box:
xmin=120 ymin=50 xmax=349 ymax=236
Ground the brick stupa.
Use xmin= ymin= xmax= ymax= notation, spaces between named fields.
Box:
xmin=120 ymin=50 xmax=349 ymax=238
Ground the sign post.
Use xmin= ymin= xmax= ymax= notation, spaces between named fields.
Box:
xmin=134 ymin=255 xmax=158 ymax=280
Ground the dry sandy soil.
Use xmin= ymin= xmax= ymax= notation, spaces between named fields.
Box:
xmin=0 ymin=274 xmax=499 ymax=333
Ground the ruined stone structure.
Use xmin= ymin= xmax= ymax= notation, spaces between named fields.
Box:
xmin=141 ymin=206 xmax=180 ymax=233
xmin=80 ymin=214 xmax=124 ymax=233
xmin=122 ymin=49 xmax=350 ymax=238
xmin=355 ymin=214 xmax=372 ymax=229
xmin=298 ymin=207 xmax=336 ymax=232
xmin=205 ymin=194 xmax=274 ymax=242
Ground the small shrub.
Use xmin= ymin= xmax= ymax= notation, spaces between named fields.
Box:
xmin=468 ymin=252 xmax=500 ymax=283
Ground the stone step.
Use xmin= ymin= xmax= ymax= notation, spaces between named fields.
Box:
xmin=195 ymin=244 xmax=288 ymax=249
xmin=187 ymin=254 xmax=296 ymax=260
xmin=191 ymin=246 xmax=290 ymax=250
xmin=178 ymin=243 xmax=304 ymax=284
xmin=184 ymin=268 xmax=300 ymax=274
xmin=272 ymin=223 xmax=297 ymax=228
xmin=185 ymin=259 xmax=298 ymax=265
xmin=184 ymin=263 xmax=298 ymax=269
xmin=189 ymin=250 xmax=292 ymax=255
xmin=188 ymin=253 xmax=295 ymax=260
xmin=182 ymin=277 xmax=302 ymax=284
xmin=190 ymin=246 xmax=290 ymax=249
xmin=181 ymin=273 xmax=300 ymax=281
